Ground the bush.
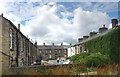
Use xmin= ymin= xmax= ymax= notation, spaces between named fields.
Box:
xmin=80 ymin=53 xmax=110 ymax=67
xmin=69 ymin=52 xmax=90 ymax=62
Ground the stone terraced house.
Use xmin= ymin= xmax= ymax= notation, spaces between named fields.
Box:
xmin=0 ymin=14 xmax=39 ymax=74
xmin=68 ymin=19 xmax=119 ymax=57
xmin=38 ymin=43 xmax=71 ymax=60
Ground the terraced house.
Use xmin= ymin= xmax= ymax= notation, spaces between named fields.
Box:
xmin=38 ymin=43 xmax=71 ymax=60
xmin=0 ymin=14 xmax=39 ymax=74
xmin=68 ymin=19 xmax=119 ymax=57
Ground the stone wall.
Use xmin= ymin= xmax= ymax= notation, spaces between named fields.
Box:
xmin=0 ymin=15 xmax=2 ymax=76
xmin=0 ymin=15 xmax=39 ymax=75
xmin=2 ymin=16 xmax=10 ymax=74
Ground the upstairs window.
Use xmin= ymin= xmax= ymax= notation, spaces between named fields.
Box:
xmin=9 ymin=29 xmax=12 ymax=49
xmin=40 ymin=50 xmax=42 ymax=54
xmin=46 ymin=49 xmax=48 ymax=53
xmin=49 ymin=55 xmax=52 ymax=58
xmin=21 ymin=38 xmax=24 ymax=51
xmin=55 ymin=49 xmax=57 ymax=53
xmin=55 ymin=54 xmax=57 ymax=59
xmin=59 ymin=49 xmax=61 ymax=53
xmin=49 ymin=49 xmax=51 ymax=53
xmin=45 ymin=55 xmax=48 ymax=58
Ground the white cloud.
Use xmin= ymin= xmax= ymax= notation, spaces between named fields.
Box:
xmin=0 ymin=1 xmax=111 ymax=45
xmin=73 ymin=8 xmax=110 ymax=37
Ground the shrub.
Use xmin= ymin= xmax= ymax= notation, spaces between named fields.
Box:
xmin=70 ymin=52 xmax=90 ymax=62
xmin=79 ymin=53 xmax=110 ymax=67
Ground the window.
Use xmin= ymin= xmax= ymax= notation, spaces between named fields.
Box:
xmin=55 ymin=49 xmax=57 ymax=53
xmin=45 ymin=55 xmax=48 ymax=58
xmin=9 ymin=29 xmax=12 ymax=49
xmin=59 ymin=49 xmax=61 ymax=53
xmin=46 ymin=49 xmax=48 ymax=53
xmin=21 ymin=38 xmax=23 ymax=51
xmin=59 ymin=54 xmax=61 ymax=57
xmin=40 ymin=50 xmax=42 ymax=54
xmin=49 ymin=49 xmax=51 ymax=53
xmin=49 ymin=55 xmax=52 ymax=58
xmin=55 ymin=55 xmax=57 ymax=59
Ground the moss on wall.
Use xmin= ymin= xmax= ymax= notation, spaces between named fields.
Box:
xmin=83 ymin=27 xmax=120 ymax=63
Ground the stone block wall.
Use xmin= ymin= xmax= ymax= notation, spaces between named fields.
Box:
xmin=0 ymin=15 xmax=2 ymax=76
xmin=0 ymin=15 xmax=39 ymax=75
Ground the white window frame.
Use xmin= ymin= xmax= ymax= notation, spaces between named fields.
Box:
xmin=55 ymin=49 xmax=57 ymax=53
xmin=46 ymin=49 xmax=48 ymax=53
xmin=9 ymin=29 xmax=12 ymax=49
xmin=59 ymin=49 xmax=61 ymax=53
xmin=49 ymin=55 xmax=52 ymax=58
xmin=40 ymin=50 xmax=41 ymax=54
xmin=49 ymin=49 xmax=51 ymax=53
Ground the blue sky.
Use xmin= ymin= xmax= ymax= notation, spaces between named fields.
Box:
xmin=56 ymin=2 xmax=118 ymax=20
xmin=5 ymin=2 xmax=117 ymax=26
xmin=20 ymin=2 xmax=118 ymax=26
xmin=0 ymin=1 xmax=118 ymax=45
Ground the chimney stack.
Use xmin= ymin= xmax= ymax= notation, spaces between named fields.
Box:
xmin=103 ymin=24 xmax=105 ymax=27
xmin=34 ymin=40 xmax=37 ymax=45
xmin=52 ymin=43 xmax=54 ymax=46
xmin=1 ymin=13 xmax=3 ymax=17
xmin=43 ymin=43 xmax=45 ymax=46
xmin=18 ymin=24 xmax=20 ymax=30
xmin=90 ymin=32 xmax=97 ymax=37
xmin=112 ymin=19 xmax=118 ymax=28
xmin=78 ymin=38 xmax=83 ymax=42
xmin=83 ymin=36 xmax=89 ymax=40
xmin=61 ymin=43 xmax=63 ymax=46
xmin=99 ymin=25 xmax=108 ymax=33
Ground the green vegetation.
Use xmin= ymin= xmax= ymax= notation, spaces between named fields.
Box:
xmin=7 ymin=64 xmax=118 ymax=75
xmin=80 ymin=53 xmax=110 ymax=67
xmin=69 ymin=52 xmax=90 ymax=62
xmin=70 ymin=52 xmax=110 ymax=67
xmin=84 ymin=27 xmax=120 ymax=63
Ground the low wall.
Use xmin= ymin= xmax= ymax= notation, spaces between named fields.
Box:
xmin=7 ymin=64 xmax=72 ymax=75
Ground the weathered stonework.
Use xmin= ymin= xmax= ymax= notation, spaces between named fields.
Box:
xmin=0 ymin=15 xmax=39 ymax=75
xmin=0 ymin=15 xmax=2 ymax=76
xmin=38 ymin=44 xmax=69 ymax=60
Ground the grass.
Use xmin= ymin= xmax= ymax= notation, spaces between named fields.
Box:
xmin=9 ymin=63 xmax=118 ymax=75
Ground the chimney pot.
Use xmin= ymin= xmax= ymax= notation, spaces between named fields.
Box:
xmin=43 ymin=43 xmax=45 ymax=46
xmin=61 ymin=43 xmax=63 ymax=46
xmin=103 ymin=24 xmax=105 ymax=27
xmin=1 ymin=13 xmax=3 ymax=17
xmin=52 ymin=43 xmax=54 ymax=46
xmin=112 ymin=19 xmax=118 ymax=28
xmin=18 ymin=24 xmax=20 ymax=30
xmin=34 ymin=40 xmax=37 ymax=45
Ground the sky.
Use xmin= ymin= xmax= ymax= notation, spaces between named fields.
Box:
xmin=0 ymin=0 xmax=118 ymax=45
